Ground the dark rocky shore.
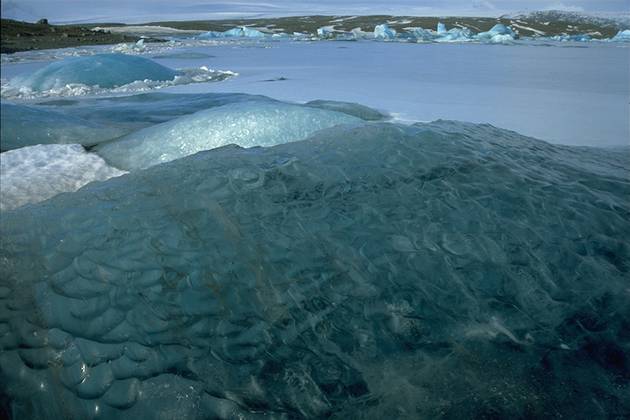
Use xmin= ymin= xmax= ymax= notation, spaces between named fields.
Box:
xmin=1 ymin=19 xmax=143 ymax=53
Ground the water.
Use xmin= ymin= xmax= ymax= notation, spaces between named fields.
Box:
xmin=0 ymin=38 xmax=629 ymax=419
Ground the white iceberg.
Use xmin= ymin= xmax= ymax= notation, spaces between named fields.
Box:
xmin=374 ymin=24 xmax=397 ymax=40
xmin=437 ymin=22 xmax=447 ymax=34
xmin=611 ymin=29 xmax=630 ymax=41
xmin=199 ymin=26 xmax=266 ymax=39
xmin=475 ymin=24 xmax=517 ymax=43
xmin=317 ymin=26 xmax=335 ymax=38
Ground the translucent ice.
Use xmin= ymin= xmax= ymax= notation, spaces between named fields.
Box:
xmin=611 ymin=29 xmax=630 ymax=41
xmin=95 ymin=101 xmax=361 ymax=170
xmin=304 ymin=99 xmax=389 ymax=121
xmin=437 ymin=22 xmax=447 ymax=34
xmin=199 ymin=26 xmax=266 ymax=39
xmin=1 ymin=120 xmax=628 ymax=419
xmin=0 ymin=144 xmax=125 ymax=211
xmin=1 ymin=103 xmax=127 ymax=151
xmin=8 ymin=54 xmax=178 ymax=92
xmin=437 ymin=27 xmax=474 ymax=42
xmin=374 ymin=24 xmax=397 ymax=39
xmin=476 ymin=24 xmax=517 ymax=42
xmin=317 ymin=26 xmax=335 ymax=38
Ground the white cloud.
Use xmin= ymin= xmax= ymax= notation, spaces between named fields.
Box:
xmin=543 ymin=2 xmax=585 ymax=11
xmin=472 ymin=0 xmax=497 ymax=10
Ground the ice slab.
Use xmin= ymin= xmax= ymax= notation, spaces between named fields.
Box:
xmin=0 ymin=103 xmax=127 ymax=151
xmin=199 ymin=26 xmax=266 ymax=39
xmin=95 ymin=100 xmax=361 ymax=170
xmin=0 ymin=144 xmax=126 ymax=211
xmin=1 ymin=120 xmax=629 ymax=418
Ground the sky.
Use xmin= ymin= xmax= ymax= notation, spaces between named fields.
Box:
xmin=2 ymin=0 xmax=629 ymax=23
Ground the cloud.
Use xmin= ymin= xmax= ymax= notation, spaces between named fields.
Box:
xmin=472 ymin=0 xmax=496 ymax=10
xmin=543 ymin=2 xmax=585 ymax=11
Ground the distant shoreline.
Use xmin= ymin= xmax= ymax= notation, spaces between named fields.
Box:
xmin=2 ymin=13 xmax=625 ymax=54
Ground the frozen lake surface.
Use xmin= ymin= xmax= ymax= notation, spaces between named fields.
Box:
xmin=1 ymin=38 xmax=629 ymax=420
xmin=4 ymin=39 xmax=628 ymax=146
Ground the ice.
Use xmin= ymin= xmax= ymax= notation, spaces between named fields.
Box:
xmin=7 ymin=54 xmax=177 ymax=92
xmin=611 ymin=29 xmax=630 ymax=41
xmin=95 ymin=100 xmax=361 ymax=170
xmin=437 ymin=22 xmax=447 ymax=34
xmin=374 ymin=24 xmax=397 ymax=40
xmin=547 ymin=34 xmax=593 ymax=42
xmin=198 ymin=26 xmax=266 ymax=39
xmin=0 ymin=103 xmax=127 ymax=151
xmin=317 ymin=26 xmax=335 ymax=38
xmin=406 ymin=27 xmax=435 ymax=41
xmin=1 ymin=65 xmax=236 ymax=100
xmin=476 ymin=24 xmax=518 ymax=43
xmin=304 ymin=99 xmax=389 ymax=120
xmin=0 ymin=144 xmax=126 ymax=211
xmin=437 ymin=27 xmax=474 ymax=42
xmin=1 ymin=120 xmax=628 ymax=418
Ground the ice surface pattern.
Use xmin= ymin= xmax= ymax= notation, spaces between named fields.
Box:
xmin=0 ymin=103 xmax=127 ymax=151
xmin=95 ymin=101 xmax=363 ymax=170
xmin=1 ymin=54 xmax=236 ymax=99
xmin=1 ymin=121 xmax=629 ymax=419
xmin=0 ymin=144 xmax=126 ymax=211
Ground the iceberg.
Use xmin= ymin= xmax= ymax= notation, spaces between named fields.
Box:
xmin=374 ymin=23 xmax=397 ymax=39
xmin=437 ymin=22 xmax=447 ymax=34
xmin=404 ymin=27 xmax=435 ymax=41
xmin=0 ymin=144 xmax=125 ymax=211
xmin=317 ymin=26 xmax=334 ymax=38
xmin=1 ymin=120 xmax=629 ymax=419
xmin=199 ymin=26 xmax=266 ymax=39
xmin=0 ymin=103 xmax=127 ymax=151
xmin=95 ymin=101 xmax=361 ymax=170
xmin=548 ymin=34 xmax=593 ymax=42
xmin=476 ymin=23 xmax=517 ymax=42
xmin=7 ymin=54 xmax=178 ymax=92
xmin=611 ymin=29 xmax=630 ymax=41
xmin=437 ymin=27 xmax=474 ymax=42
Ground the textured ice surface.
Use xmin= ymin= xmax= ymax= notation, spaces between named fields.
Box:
xmin=0 ymin=103 xmax=127 ymax=151
xmin=437 ymin=22 xmax=447 ymax=34
xmin=1 ymin=54 xmax=236 ymax=99
xmin=304 ymin=99 xmax=389 ymax=121
xmin=96 ymin=100 xmax=361 ymax=170
xmin=35 ymin=92 xmax=278 ymax=132
xmin=374 ymin=24 xmax=397 ymax=39
xmin=0 ymin=144 xmax=126 ymax=211
xmin=317 ymin=26 xmax=335 ymax=38
xmin=1 ymin=120 xmax=628 ymax=419
xmin=9 ymin=54 xmax=177 ymax=91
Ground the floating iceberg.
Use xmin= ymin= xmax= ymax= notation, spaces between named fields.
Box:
xmin=437 ymin=22 xmax=447 ymax=34
xmin=476 ymin=24 xmax=517 ymax=42
xmin=198 ymin=26 xmax=266 ymax=39
xmin=437 ymin=27 xmax=474 ymax=42
xmin=374 ymin=24 xmax=397 ymax=39
xmin=96 ymin=101 xmax=361 ymax=170
xmin=405 ymin=27 xmax=435 ymax=41
xmin=7 ymin=54 xmax=177 ymax=92
xmin=546 ymin=34 xmax=593 ymax=42
xmin=2 ymin=120 xmax=629 ymax=419
xmin=317 ymin=26 xmax=335 ymax=38
xmin=0 ymin=144 xmax=125 ymax=211
xmin=611 ymin=29 xmax=630 ymax=41
xmin=0 ymin=103 xmax=127 ymax=151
